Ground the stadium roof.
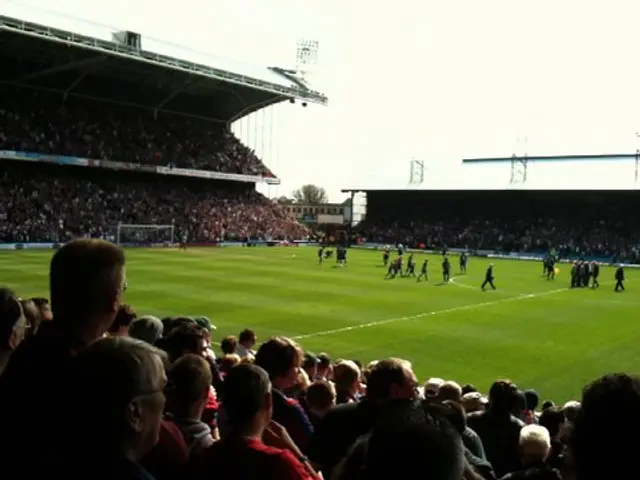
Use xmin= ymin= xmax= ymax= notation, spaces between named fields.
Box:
xmin=463 ymin=153 xmax=637 ymax=163
xmin=343 ymin=153 xmax=640 ymax=192
xmin=0 ymin=15 xmax=328 ymax=122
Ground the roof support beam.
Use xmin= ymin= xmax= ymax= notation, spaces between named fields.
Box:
xmin=15 ymin=55 xmax=105 ymax=82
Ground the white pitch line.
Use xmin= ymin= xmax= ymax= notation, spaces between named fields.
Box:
xmin=449 ymin=277 xmax=477 ymax=290
xmin=291 ymin=287 xmax=568 ymax=341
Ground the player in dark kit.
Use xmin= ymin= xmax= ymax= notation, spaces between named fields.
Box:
xmin=385 ymin=256 xmax=402 ymax=279
xmin=318 ymin=246 xmax=324 ymax=265
xmin=481 ymin=264 xmax=496 ymax=290
xmin=442 ymin=257 xmax=451 ymax=283
xmin=459 ymin=252 xmax=468 ymax=274
xmin=570 ymin=261 xmax=578 ymax=288
xmin=614 ymin=264 xmax=625 ymax=292
xmin=591 ymin=261 xmax=600 ymax=288
xmin=545 ymin=256 xmax=555 ymax=280
xmin=382 ymin=247 xmax=390 ymax=267
xmin=405 ymin=254 xmax=416 ymax=277
xmin=417 ymin=259 xmax=428 ymax=282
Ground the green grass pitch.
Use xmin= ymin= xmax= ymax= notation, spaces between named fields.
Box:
xmin=2 ymin=247 xmax=639 ymax=403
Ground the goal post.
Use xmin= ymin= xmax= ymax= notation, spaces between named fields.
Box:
xmin=116 ymin=224 xmax=176 ymax=246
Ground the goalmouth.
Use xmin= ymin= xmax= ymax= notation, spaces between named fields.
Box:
xmin=116 ymin=224 xmax=176 ymax=247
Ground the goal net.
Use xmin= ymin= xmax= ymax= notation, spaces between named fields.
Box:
xmin=116 ymin=224 xmax=175 ymax=246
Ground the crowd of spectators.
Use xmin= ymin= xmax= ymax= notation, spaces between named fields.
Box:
xmin=0 ymin=87 xmax=274 ymax=177
xmin=0 ymin=238 xmax=636 ymax=480
xmin=357 ymin=191 xmax=640 ymax=262
xmin=0 ymin=162 xmax=308 ymax=243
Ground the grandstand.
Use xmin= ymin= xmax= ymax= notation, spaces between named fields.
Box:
xmin=0 ymin=14 xmax=327 ymax=244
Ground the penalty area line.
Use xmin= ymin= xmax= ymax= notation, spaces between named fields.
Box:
xmin=290 ymin=287 xmax=568 ymax=341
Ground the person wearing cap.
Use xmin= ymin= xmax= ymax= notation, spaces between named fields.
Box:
xmin=461 ymin=392 xmax=488 ymax=414
xmin=481 ymin=263 xmax=496 ymax=290
xmin=424 ymin=377 xmax=445 ymax=399
xmin=194 ymin=316 xmax=216 ymax=360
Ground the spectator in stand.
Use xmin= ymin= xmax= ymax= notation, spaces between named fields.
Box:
xmin=0 ymin=161 xmax=309 ymax=245
xmin=0 ymin=239 xmax=126 ymax=473
xmin=130 ymin=315 xmax=164 ymax=345
xmin=236 ymin=328 xmax=257 ymax=359
xmin=254 ymin=337 xmax=314 ymax=451
xmin=308 ymin=358 xmax=419 ymax=478
xmin=571 ymin=373 xmax=640 ymax=480
xmin=219 ymin=353 xmax=241 ymax=374
xmin=467 ymin=379 xmax=525 ymax=478
xmin=220 ymin=335 xmax=238 ymax=356
xmin=20 ymin=298 xmax=41 ymax=338
xmin=425 ymin=377 xmax=445 ymax=399
xmin=432 ymin=400 xmax=495 ymax=479
xmin=196 ymin=363 xmax=320 ymax=480
xmin=108 ymin=304 xmax=137 ymax=337
xmin=0 ymin=87 xmax=275 ymax=177
xmin=0 ymin=288 xmax=26 ymax=376
xmin=304 ymin=380 xmax=337 ymax=429
xmin=164 ymin=354 xmax=216 ymax=457
xmin=538 ymin=407 xmax=566 ymax=471
xmin=437 ymin=380 xmax=463 ymax=403
xmin=158 ymin=322 xmax=206 ymax=363
xmin=61 ymin=337 xmax=167 ymax=479
xmin=315 ymin=353 xmax=332 ymax=380
xmin=32 ymin=297 xmax=53 ymax=322
xmin=194 ymin=316 xmax=216 ymax=360
xmin=501 ymin=425 xmax=560 ymax=480
xmin=333 ymin=360 xmax=361 ymax=404
xmin=333 ymin=400 xmax=466 ymax=480
xmin=301 ymin=352 xmax=319 ymax=380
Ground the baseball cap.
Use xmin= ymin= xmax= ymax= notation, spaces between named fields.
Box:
xmin=461 ymin=391 xmax=489 ymax=409
xmin=425 ymin=377 xmax=445 ymax=396
xmin=194 ymin=316 xmax=216 ymax=332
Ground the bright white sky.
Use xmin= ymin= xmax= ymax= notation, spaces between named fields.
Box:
xmin=4 ymin=0 xmax=640 ymax=200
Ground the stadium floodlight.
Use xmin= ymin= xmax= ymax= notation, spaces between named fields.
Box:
xmin=116 ymin=224 xmax=175 ymax=246
xmin=295 ymin=39 xmax=319 ymax=77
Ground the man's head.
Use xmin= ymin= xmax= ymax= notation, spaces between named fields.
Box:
xmin=519 ymin=424 xmax=551 ymax=466
xmin=0 ymin=288 xmax=26 ymax=352
xmin=572 ymin=373 xmax=640 ymax=480
xmin=302 ymin=352 xmax=319 ymax=379
xmin=238 ymin=329 xmax=256 ymax=348
xmin=361 ymin=401 xmax=464 ymax=480
xmin=129 ymin=315 xmax=164 ymax=345
xmin=158 ymin=323 xmax=206 ymax=363
xmin=49 ymin=239 xmax=125 ymax=340
xmin=437 ymin=381 xmax=462 ymax=403
xmin=316 ymin=353 xmax=332 ymax=379
xmin=254 ymin=336 xmax=302 ymax=390
xmin=488 ymin=379 xmax=519 ymax=414
xmin=333 ymin=360 xmax=361 ymax=397
xmin=165 ymin=354 xmax=212 ymax=419
xmin=366 ymin=358 xmax=417 ymax=401
xmin=424 ymin=377 xmax=445 ymax=398
xmin=31 ymin=297 xmax=52 ymax=322
xmin=69 ymin=337 xmax=167 ymax=460
xmin=222 ymin=363 xmax=272 ymax=432
xmin=306 ymin=380 xmax=336 ymax=416
xmin=220 ymin=335 xmax=238 ymax=355
xmin=108 ymin=304 xmax=137 ymax=337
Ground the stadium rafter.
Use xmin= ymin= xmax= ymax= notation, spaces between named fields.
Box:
xmin=0 ymin=15 xmax=328 ymax=123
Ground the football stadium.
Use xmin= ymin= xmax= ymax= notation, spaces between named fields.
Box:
xmin=2 ymin=11 xmax=640 ymax=480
